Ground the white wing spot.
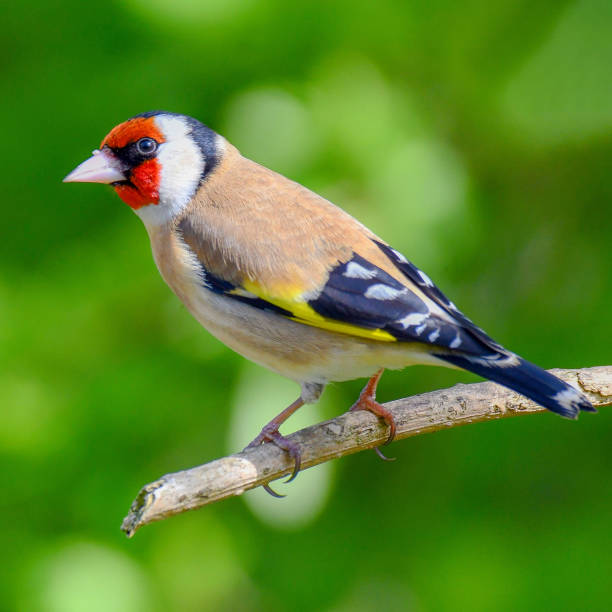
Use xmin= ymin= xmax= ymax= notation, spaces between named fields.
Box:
xmin=466 ymin=352 xmax=521 ymax=368
xmin=397 ymin=313 xmax=428 ymax=328
xmin=450 ymin=334 xmax=462 ymax=349
xmin=428 ymin=329 xmax=440 ymax=342
xmin=418 ymin=270 xmax=435 ymax=287
xmin=551 ymin=388 xmax=582 ymax=413
xmin=415 ymin=323 xmax=427 ymax=335
xmin=344 ymin=262 xmax=378 ymax=279
xmin=365 ymin=284 xmax=407 ymax=300
xmin=391 ymin=248 xmax=408 ymax=263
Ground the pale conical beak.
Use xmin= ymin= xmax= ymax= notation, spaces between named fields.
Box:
xmin=63 ymin=149 xmax=126 ymax=184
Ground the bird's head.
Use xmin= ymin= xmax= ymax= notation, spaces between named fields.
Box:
xmin=64 ymin=111 xmax=220 ymax=223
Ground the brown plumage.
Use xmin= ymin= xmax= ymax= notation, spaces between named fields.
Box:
xmin=177 ymin=141 xmax=407 ymax=298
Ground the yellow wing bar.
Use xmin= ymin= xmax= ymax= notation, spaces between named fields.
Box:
xmin=242 ymin=280 xmax=397 ymax=343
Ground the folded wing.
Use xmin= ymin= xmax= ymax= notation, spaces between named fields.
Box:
xmin=178 ymin=223 xmax=594 ymax=418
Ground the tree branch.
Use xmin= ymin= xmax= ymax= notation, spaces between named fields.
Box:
xmin=122 ymin=366 xmax=611 ymax=537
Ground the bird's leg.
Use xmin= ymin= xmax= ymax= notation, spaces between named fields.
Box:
xmin=244 ymin=397 xmax=305 ymax=497
xmin=350 ymin=369 xmax=396 ymax=461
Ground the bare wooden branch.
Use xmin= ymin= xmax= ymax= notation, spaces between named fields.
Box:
xmin=122 ymin=366 xmax=611 ymax=537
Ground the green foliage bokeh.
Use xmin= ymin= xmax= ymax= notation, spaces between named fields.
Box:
xmin=2 ymin=1 xmax=611 ymax=610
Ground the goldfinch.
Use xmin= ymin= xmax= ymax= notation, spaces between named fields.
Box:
xmin=64 ymin=111 xmax=595 ymax=488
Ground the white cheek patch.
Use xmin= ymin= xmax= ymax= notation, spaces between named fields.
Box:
xmin=135 ymin=115 xmax=205 ymax=226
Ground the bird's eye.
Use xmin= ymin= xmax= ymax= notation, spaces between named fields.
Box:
xmin=136 ymin=138 xmax=158 ymax=155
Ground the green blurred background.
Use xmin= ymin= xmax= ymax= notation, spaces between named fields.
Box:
xmin=2 ymin=0 xmax=611 ymax=610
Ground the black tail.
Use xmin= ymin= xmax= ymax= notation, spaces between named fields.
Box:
xmin=435 ymin=352 xmax=595 ymax=419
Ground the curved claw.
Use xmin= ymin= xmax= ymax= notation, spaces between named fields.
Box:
xmin=267 ymin=430 xmax=302 ymax=483
xmin=263 ymin=483 xmax=286 ymax=498
xmin=244 ymin=425 xmax=303 ymax=495
xmin=350 ymin=369 xmax=398 ymax=447
xmin=351 ymin=396 xmax=397 ymax=447
xmin=374 ymin=446 xmax=396 ymax=462
xmin=284 ymin=470 xmax=299 ymax=484
xmin=242 ymin=396 xmax=306 ymax=497
xmin=382 ymin=418 xmax=396 ymax=446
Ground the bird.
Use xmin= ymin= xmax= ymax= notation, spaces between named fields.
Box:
xmin=64 ymin=110 xmax=595 ymax=493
